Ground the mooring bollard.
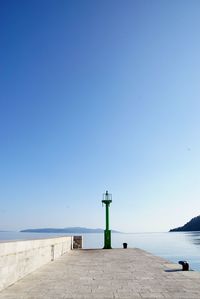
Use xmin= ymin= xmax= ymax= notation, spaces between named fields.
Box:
xmin=123 ymin=243 xmax=128 ymax=249
xmin=178 ymin=261 xmax=189 ymax=271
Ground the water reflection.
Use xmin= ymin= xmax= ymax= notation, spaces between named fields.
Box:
xmin=185 ymin=231 xmax=200 ymax=246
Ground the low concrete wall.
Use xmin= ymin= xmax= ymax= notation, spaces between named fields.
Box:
xmin=0 ymin=236 xmax=82 ymax=291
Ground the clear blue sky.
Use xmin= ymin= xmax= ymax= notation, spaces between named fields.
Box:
xmin=1 ymin=0 xmax=200 ymax=232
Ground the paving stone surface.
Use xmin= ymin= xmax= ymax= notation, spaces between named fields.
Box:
xmin=0 ymin=248 xmax=200 ymax=299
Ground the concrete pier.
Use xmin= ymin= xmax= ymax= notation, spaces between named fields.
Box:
xmin=1 ymin=248 xmax=200 ymax=298
xmin=0 ymin=236 xmax=82 ymax=292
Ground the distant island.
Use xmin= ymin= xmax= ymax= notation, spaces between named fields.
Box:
xmin=169 ymin=215 xmax=200 ymax=232
xmin=20 ymin=227 xmax=121 ymax=233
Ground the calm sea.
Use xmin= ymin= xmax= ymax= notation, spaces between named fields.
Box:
xmin=1 ymin=231 xmax=200 ymax=271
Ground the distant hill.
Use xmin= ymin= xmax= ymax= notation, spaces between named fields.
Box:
xmin=170 ymin=215 xmax=200 ymax=232
xmin=20 ymin=227 xmax=121 ymax=233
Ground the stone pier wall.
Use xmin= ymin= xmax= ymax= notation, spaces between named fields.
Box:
xmin=73 ymin=236 xmax=82 ymax=249
xmin=0 ymin=236 xmax=82 ymax=291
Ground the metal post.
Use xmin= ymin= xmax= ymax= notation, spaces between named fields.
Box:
xmin=102 ymin=191 xmax=112 ymax=249
xmin=106 ymin=204 xmax=109 ymax=230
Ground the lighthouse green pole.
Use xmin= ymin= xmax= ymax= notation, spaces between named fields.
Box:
xmin=102 ymin=191 xmax=112 ymax=249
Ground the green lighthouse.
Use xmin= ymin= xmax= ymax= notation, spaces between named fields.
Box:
xmin=102 ymin=190 xmax=112 ymax=249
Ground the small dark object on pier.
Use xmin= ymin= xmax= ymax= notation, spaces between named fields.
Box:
xmin=123 ymin=243 xmax=127 ymax=249
xmin=179 ymin=261 xmax=189 ymax=271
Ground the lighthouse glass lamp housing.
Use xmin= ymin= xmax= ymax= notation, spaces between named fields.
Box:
xmin=102 ymin=191 xmax=112 ymax=249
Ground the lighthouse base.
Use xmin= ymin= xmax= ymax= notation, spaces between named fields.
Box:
xmin=103 ymin=230 xmax=112 ymax=249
